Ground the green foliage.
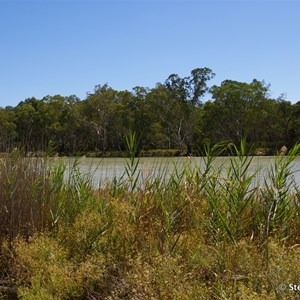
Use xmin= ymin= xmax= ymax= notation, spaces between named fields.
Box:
xmin=123 ymin=132 xmax=141 ymax=193
xmin=1 ymin=140 xmax=300 ymax=299
xmin=0 ymin=153 xmax=98 ymax=241
xmin=260 ymin=143 xmax=300 ymax=240
xmin=1 ymin=68 xmax=299 ymax=154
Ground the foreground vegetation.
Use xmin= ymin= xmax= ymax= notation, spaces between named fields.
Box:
xmin=1 ymin=140 xmax=300 ymax=299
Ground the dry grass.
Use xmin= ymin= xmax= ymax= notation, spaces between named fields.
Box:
xmin=1 ymin=141 xmax=300 ymax=299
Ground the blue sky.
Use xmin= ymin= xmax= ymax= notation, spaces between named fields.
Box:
xmin=0 ymin=0 xmax=299 ymax=107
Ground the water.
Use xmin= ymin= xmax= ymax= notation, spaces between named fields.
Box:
xmin=56 ymin=156 xmax=300 ymax=188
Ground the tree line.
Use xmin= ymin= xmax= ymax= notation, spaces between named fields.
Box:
xmin=1 ymin=67 xmax=300 ymax=155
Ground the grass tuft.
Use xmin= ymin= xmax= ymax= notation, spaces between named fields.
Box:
xmin=1 ymin=140 xmax=300 ymax=299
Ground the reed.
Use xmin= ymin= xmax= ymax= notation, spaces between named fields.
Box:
xmin=204 ymin=139 xmax=259 ymax=244
xmin=0 ymin=150 xmax=51 ymax=240
xmin=1 ymin=139 xmax=300 ymax=299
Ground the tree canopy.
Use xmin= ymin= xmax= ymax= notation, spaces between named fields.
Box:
xmin=0 ymin=68 xmax=298 ymax=155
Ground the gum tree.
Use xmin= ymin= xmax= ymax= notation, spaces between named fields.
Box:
xmin=149 ymin=67 xmax=215 ymax=154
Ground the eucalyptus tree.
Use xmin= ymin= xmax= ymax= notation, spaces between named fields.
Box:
xmin=119 ymin=86 xmax=154 ymax=151
xmin=83 ymin=84 xmax=123 ymax=153
xmin=203 ymin=79 xmax=273 ymax=145
xmin=0 ymin=106 xmax=17 ymax=151
xmin=146 ymin=84 xmax=173 ymax=149
xmin=41 ymin=95 xmax=82 ymax=154
xmin=149 ymin=68 xmax=215 ymax=153
xmin=275 ymin=98 xmax=293 ymax=145
xmin=14 ymin=97 xmax=52 ymax=152
xmin=289 ymin=101 xmax=300 ymax=145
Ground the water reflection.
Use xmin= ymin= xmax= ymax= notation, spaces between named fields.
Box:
xmin=57 ymin=156 xmax=300 ymax=188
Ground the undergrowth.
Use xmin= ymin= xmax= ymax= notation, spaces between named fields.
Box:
xmin=1 ymin=138 xmax=300 ymax=299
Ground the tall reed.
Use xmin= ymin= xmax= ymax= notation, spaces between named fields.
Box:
xmin=0 ymin=150 xmax=52 ymax=240
xmin=0 ymin=152 xmax=98 ymax=241
xmin=260 ymin=143 xmax=300 ymax=240
xmin=2 ymin=139 xmax=300 ymax=299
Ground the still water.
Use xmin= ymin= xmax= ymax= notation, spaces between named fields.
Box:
xmin=58 ymin=156 xmax=300 ymax=188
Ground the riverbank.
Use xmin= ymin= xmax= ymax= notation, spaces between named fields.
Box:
xmin=1 ymin=142 xmax=300 ymax=299
xmin=57 ymin=146 xmax=278 ymax=157
xmin=0 ymin=146 xmax=278 ymax=158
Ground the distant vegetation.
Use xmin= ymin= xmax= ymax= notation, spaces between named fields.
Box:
xmin=1 ymin=67 xmax=299 ymax=156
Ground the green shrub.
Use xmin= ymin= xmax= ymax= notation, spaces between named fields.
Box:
xmin=2 ymin=140 xmax=300 ymax=299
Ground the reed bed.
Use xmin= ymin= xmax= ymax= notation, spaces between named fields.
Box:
xmin=1 ymin=140 xmax=300 ymax=299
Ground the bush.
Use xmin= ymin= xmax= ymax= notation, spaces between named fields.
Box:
xmin=2 ymin=141 xmax=300 ymax=299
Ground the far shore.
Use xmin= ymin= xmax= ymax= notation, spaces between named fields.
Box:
xmin=0 ymin=146 xmax=281 ymax=158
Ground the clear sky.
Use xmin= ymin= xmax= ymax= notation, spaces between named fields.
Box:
xmin=0 ymin=0 xmax=299 ymax=107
